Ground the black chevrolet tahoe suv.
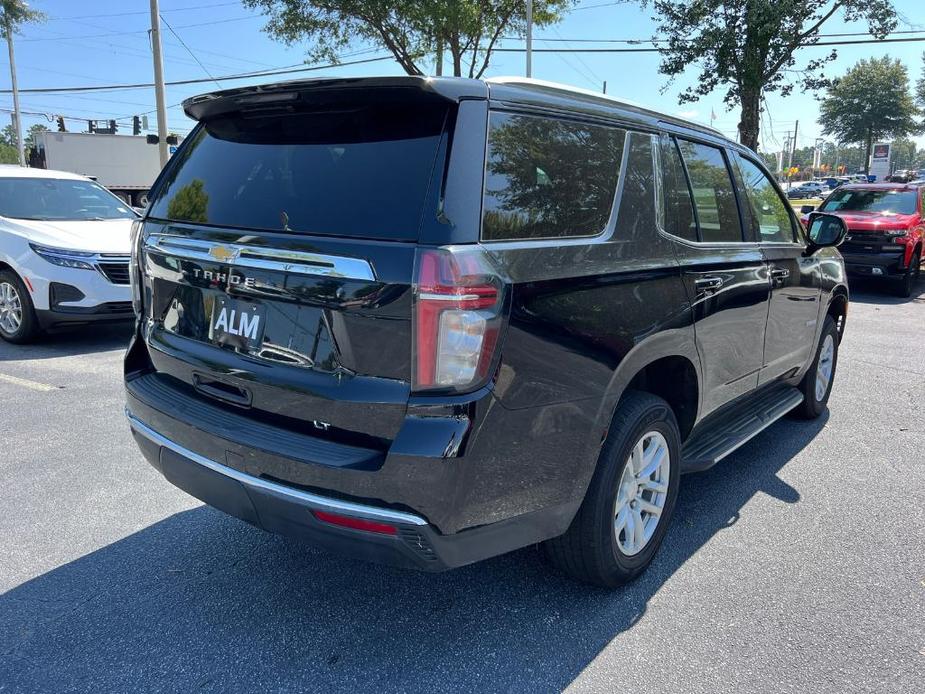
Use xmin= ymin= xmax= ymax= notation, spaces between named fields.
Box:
xmin=124 ymin=76 xmax=849 ymax=587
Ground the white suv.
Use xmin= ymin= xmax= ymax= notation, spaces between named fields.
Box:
xmin=0 ymin=166 xmax=138 ymax=343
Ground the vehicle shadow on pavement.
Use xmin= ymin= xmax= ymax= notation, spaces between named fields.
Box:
xmin=847 ymin=277 xmax=925 ymax=305
xmin=0 ymin=323 xmax=133 ymax=362
xmin=0 ymin=414 xmax=828 ymax=693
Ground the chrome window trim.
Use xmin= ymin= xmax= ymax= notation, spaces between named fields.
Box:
xmin=126 ymin=410 xmax=429 ymax=527
xmin=145 ymin=234 xmax=377 ymax=281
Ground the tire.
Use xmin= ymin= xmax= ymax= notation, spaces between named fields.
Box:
xmin=0 ymin=270 xmax=40 ymax=344
xmin=543 ymin=391 xmax=681 ymax=588
xmin=794 ymin=315 xmax=839 ymax=420
xmin=895 ymin=250 xmax=921 ymax=298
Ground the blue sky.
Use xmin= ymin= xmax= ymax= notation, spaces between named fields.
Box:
xmin=3 ymin=0 xmax=924 ymax=154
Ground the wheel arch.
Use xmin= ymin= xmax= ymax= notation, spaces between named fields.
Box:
xmin=595 ymin=330 xmax=702 ymax=446
xmin=826 ymin=285 xmax=849 ymax=342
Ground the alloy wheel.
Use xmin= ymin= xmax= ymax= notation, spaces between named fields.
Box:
xmin=0 ymin=281 xmax=23 ymax=336
xmin=815 ymin=334 xmax=835 ymax=402
xmin=614 ymin=431 xmax=671 ymax=556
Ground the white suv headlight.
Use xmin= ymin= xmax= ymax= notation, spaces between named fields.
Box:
xmin=29 ymin=243 xmax=96 ymax=271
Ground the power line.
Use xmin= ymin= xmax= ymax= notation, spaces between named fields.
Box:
xmin=159 ymin=14 xmax=222 ymax=89
xmin=20 ymin=15 xmax=259 ymax=42
xmin=0 ymin=55 xmax=394 ymax=95
xmin=47 ymin=2 xmax=242 ymax=21
xmin=519 ymin=29 xmax=925 ymax=43
xmin=494 ymin=36 xmax=925 ymax=53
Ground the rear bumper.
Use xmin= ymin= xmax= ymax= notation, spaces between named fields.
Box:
xmin=127 ymin=409 xmax=571 ymax=571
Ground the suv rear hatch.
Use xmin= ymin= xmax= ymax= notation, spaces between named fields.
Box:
xmin=132 ymin=80 xmax=479 ymax=455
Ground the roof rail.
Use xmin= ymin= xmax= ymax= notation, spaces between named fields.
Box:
xmin=485 ymin=76 xmax=726 ymax=138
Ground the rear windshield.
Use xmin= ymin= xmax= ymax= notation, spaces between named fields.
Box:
xmin=147 ymin=102 xmax=448 ymax=240
xmin=820 ymin=189 xmax=917 ymax=215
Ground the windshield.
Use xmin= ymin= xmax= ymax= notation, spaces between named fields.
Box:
xmin=147 ymin=102 xmax=449 ymax=240
xmin=0 ymin=177 xmax=135 ymax=221
xmin=820 ymin=188 xmax=917 ymax=215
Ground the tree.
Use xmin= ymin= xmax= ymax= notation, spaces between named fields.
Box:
xmin=166 ymin=179 xmax=209 ymax=223
xmin=889 ymin=137 xmax=918 ymax=170
xmin=0 ymin=143 xmax=17 ymax=164
xmin=635 ymin=0 xmax=898 ymax=152
xmin=916 ymin=52 xmax=925 ymax=125
xmin=24 ymin=122 xmax=47 ymax=148
xmin=818 ymin=56 xmax=920 ymax=174
xmin=243 ymin=0 xmax=572 ymax=78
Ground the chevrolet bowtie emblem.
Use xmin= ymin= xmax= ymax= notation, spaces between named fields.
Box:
xmin=208 ymin=245 xmax=239 ymax=263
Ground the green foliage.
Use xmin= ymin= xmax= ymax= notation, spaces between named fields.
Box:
xmin=24 ymin=123 xmax=48 ymax=148
xmin=0 ymin=142 xmax=18 ymax=164
xmin=636 ymin=0 xmax=898 ymax=151
xmin=818 ymin=56 xmax=920 ymax=171
xmin=0 ymin=124 xmax=14 ymax=146
xmin=889 ymin=138 xmax=921 ymax=170
xmin=166 ymin=179 xmax=209 ymax=223
xmin=242 ymin=0 xmax=572 ymax=77
xmin=0 ymin=0 xmax=44 ymax=38
xmin=916 ymin=52 xmax=925 ymax=124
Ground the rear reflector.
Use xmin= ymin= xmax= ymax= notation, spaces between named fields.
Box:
xmin=312 ymin=510 xmax=398 ymax=535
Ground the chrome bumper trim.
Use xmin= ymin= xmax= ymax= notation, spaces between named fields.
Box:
xmin=126 ymin=410 xmax=427 ymax=527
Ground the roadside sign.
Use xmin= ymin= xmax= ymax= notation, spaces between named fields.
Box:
xmin=169 ymin=146 xmax=178 ymax=154
xmin=869 ymin=142 xmax=891 ymax=181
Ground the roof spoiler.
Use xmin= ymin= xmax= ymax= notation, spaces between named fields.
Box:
xmin=183 ymin=75 xmax=488 ymax=122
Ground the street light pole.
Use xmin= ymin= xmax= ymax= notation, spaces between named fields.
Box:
xmin=148 ymin=0 xmax=169 ymax=168
xmin=525 ymin=0 xmax=533 ymax=78
xmin=5 ymin=17 xmax=25 ymax=167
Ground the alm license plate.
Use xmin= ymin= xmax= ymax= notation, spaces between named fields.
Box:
xmin=209 ymin=296 xmax=265 ymax=350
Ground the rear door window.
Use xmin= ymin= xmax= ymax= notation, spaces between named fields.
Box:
xmin=147 ymin=102 xmax=449 ymax=240
xmin=660 ymin=136 xmax=698 ymax=242
xmin=733 ymin=154 xmax=796 ymax=243
xmin=676 ymin=139 xmax=743 ymax=243
xmin=482 ymin=112 xmax=625 ymax=241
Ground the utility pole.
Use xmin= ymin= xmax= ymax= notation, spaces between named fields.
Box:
xmin=785 ymin=131 xmax=794 ymax=171
xmin=525 ymin=0 xmax=533 ymax=78
xmin=149 ymin=0 xmax=169 ymax=168
xmin=789 ymin=119 xmax=799 ymax=172
xmin=5 ymin=16 xmax=25 ymax=167
xmin=602 ymin=80 xmax=607 ymax=94
xmin=435 ymin=39 xmax=443 ymax=76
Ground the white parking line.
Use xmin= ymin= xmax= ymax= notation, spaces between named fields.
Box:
xmin=0 ymin=372 xmax=59 ymax=392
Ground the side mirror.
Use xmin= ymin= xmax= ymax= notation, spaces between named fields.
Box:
xmin=805 ymin=212 xmax=847 ymax=254
xmin=799 ymin=205 xmax=816 ymax=215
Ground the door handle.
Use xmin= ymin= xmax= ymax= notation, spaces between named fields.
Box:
xmin=694 ymin=276 xmax=724 ymax=292
xmin=770 ymin=267 xmax=791 ymax=280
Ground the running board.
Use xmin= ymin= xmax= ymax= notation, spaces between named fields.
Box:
xmin=681 ymin=384 xmax=804 ymax=473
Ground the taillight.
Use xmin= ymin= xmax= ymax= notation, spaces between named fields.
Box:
xmin=129 ymin=219 xmax=143 ymax=316
xmin=413 ymin=248 xmax=504 ymax=392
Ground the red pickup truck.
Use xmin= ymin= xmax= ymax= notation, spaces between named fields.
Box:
xmin=802 ymin=183 xmax=923 ymax=297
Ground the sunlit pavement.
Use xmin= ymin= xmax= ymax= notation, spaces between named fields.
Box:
xmin=1 ymin=278 xmax=923 ymax=693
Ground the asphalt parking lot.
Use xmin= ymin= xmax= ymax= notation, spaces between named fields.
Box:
xmin=1 ymin=279 xmax=923 ymax=694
